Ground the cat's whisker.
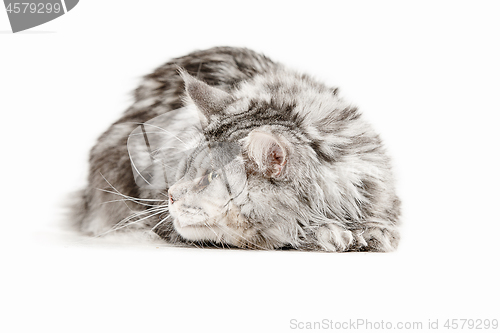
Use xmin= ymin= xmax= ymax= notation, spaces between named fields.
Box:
xmin=97 ymin=209 xmax=165 ymax=237
xmin=96 ymin=173 xmax=158 ymax=201
xmin=108 ymin=208 xmax=166 ymax=233
xmin=123 ymin=206 xmax=167 ymax=217
xmin=97 ymin=187 xmax=165 ymax=203
xmin=101 ymin=197 xmax=168 ymax=208
xmin=151 ymin=214 xmax=170 ymax=232
xmin=99 ymin=172 xmax=169 ymax=203
xmin=96 ymin=174 xmax=161 ymax=213
xmin=100 ymin=209 xmax=167 ymax=236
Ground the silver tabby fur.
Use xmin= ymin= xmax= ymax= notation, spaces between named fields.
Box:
xmin=75 ymin=47 xmax=401 ymax=252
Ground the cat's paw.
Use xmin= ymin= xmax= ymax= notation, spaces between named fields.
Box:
xmin=314 ymin=223 xmax=399 ymax=252
xmin=315 ymin=224 xmax=355 ymax=252
xmin=357 ymin=225 xmax=400 ymax=252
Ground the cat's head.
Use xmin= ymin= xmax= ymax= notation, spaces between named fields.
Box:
xmin=166 ymin=70 xmax=329 ymax=249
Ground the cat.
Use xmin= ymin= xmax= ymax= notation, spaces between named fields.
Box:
xmin=74 ymin=46 xmax=401 ymax=252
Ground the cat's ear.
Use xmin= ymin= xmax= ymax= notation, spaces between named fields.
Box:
xmin=245 ymin=130 xmax=288 ymax=178
xmin=179 ymin=69 xmax=233 ymax=120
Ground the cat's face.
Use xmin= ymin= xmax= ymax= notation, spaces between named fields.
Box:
xmin=167 ymin=142 xmax=250 ymax=243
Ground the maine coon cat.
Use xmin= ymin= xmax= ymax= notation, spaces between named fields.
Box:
xmin=75 ymin=47 xmax=401 ymax=252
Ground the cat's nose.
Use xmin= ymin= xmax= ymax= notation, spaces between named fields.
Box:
xmin=168 ymin=191 xmax=176 ymax=204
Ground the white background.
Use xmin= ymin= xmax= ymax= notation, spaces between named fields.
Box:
xmin=1 ymin=1 xmax=499 ymax=332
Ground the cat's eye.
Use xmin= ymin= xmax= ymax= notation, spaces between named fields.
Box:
xmin=196 ymin=171 xmax=219 ymax=190
xmin=207 ymin=171 xmax=219 ymax=182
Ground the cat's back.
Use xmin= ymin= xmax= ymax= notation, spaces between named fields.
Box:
xmin=127 ymin=47 xmax=278 ymax=120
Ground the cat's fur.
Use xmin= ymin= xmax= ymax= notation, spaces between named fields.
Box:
xmin=75 ymin=47 xmax=400 ymax=252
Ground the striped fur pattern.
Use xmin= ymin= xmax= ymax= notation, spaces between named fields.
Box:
xmin=75 ymin=47 xmax=400 ymax=252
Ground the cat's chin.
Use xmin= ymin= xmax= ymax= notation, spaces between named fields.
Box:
xmin=174 ymin=222 xmax=221 ymax=243
xmin=173 ymin=221 xmax=264 ymax=249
